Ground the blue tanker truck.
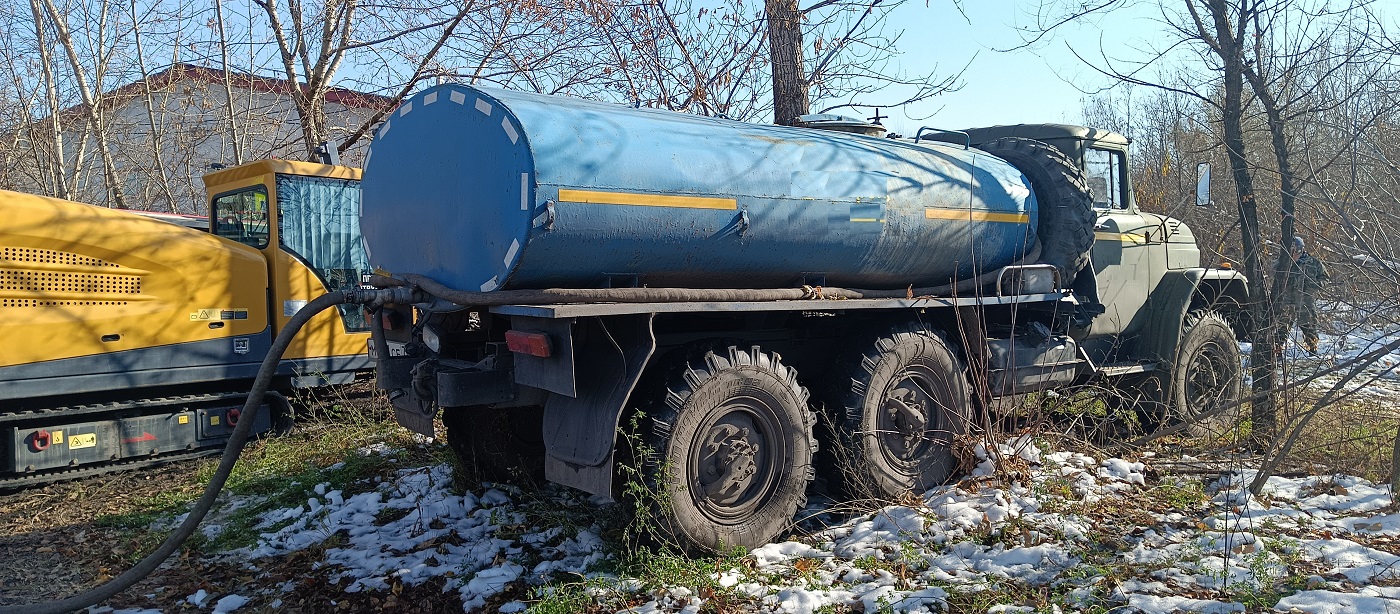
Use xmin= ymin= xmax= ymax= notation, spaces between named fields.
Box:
xmin=360 ymin=84 xmax=1247 ymax=551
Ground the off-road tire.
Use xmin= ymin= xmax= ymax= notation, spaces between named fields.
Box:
xmin=826 ymin=326 xmax=972 ymax=500
xmin=976 ymin=137 xmax=1096 ymax=286
xmin=1166 ymin=311 xmax=1244 ymax=438
xmin=637 ymin=345 xmax=816 ymax=552
xmin=443 ymin=405 xmax=547 ymax=485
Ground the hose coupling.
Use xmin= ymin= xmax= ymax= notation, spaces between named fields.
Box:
xmin=341 ymin=286 xmax=426 ymax=308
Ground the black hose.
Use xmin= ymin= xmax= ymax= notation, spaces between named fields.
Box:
xmin=384 ymin=241 xmax=1044 ymax=306
xmin=0 ymin=290 xmax=352 ymax=614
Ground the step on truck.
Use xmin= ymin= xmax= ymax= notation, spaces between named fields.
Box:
xmin=361 ymin=84 xmax=1248 ymax=551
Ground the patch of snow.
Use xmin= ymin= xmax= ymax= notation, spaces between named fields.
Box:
xmin=211 ymin=594 xmax=249 ymax=613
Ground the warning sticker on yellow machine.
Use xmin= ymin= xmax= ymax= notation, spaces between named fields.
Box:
xmin=69 ymin=433 xmax=96 ymax=450
xmin=190 ymin=308 xmax=249 ymax=321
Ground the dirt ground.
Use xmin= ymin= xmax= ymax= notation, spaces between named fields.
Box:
xmin=0 ymin=449 xmax=480 ymax=613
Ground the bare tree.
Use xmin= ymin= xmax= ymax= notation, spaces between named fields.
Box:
xmin=36 ymin=0 xmax=130 ymax=208
xmin=1034 ymin=0 xmax=1395 ymax=444
xmin=253 ymin=0 xmax=473 ymax=160
xmin=767 ymin=0 xmax=807 ymax=125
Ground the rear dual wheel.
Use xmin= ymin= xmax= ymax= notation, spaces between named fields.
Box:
xmin=636 ymin=346 xmax=815 ymax=552
xmin=827 ymin=327 xmax=972 ymax=500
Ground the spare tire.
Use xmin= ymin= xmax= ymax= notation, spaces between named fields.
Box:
xmin=976 ymin=137 xmax=1095 ymax=286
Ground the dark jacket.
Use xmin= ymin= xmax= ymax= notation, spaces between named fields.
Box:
xmin=1281 ymin=252 xmax=1329 ymax=304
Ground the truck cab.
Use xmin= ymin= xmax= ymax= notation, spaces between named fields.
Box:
xmin=946 ymin=124 xmax=1246 ymax=371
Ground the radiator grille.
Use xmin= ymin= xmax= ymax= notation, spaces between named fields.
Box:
xmin=2 ymin=298 xmax=130 ymax=307
xmin=1 ymin=247 xmax=141 ymax=308
xmin=1 ymin=247 xmax=118 ymax=268
xmin=0 ymin=270 xmax=141 ymax=294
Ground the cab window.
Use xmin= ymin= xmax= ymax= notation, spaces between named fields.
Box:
xmin=1084 ymin=148 xmax=1126 ymax=210
xmin=211 ymin=186 xmax=271 ymax=248
xmin=275 ymin=174 xmax=370 ymax=332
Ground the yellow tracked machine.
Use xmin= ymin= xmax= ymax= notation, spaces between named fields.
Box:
xmin=0 ymin=160 xmax=372 ymax=486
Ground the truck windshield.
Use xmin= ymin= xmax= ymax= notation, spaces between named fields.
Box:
xmin=211 ymin=186 xmax=271 ymax=248
xmin=276 ymin=174 xmax=371 ymax=332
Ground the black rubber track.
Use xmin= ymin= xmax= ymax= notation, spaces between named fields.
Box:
xmin=976 ymin=137 xmax=1096 ymax=287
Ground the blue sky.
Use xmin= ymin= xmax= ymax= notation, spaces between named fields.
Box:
xmin=866 ymin=0 xmax=1184 ymax=134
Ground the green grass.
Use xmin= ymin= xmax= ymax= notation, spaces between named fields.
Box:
xmin=94 ymin=388 xmax=416 ymax=553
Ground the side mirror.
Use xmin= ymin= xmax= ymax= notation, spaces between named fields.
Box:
xmin=1195 ymin=162 xmax=1212 ymax=207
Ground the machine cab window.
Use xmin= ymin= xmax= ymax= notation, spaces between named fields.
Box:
xmin=1084 ymin=148 xmax=1127 ymax=210
xmin=276 ymin=174 xmax=372 ymax=332
xmin=212 ymin=187 xmax=271 ymax=248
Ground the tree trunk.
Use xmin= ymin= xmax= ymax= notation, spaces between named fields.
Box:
xmin=28 ymin=0 xmax=68 ymax=200
xmin=214 ymin=0 xmax=244 ymax=166
xmin=38 ymin=0 xmax=127 ymax=208
xmin=1206 ymin=0 xmax=1276 ymax=441
xmin=765 ymin=0 xmax=808 ymax=126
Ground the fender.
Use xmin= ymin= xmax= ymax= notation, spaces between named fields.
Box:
xmin=1136 ymin=268 xmax=1249 ymax=366
xmin=523 ymin=314 xmax=656 ymax=499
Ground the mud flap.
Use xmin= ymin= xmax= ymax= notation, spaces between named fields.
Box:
xmin=542 ymin=314 xmax=656 ymax=498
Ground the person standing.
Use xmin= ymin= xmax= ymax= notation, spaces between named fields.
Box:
xmin=1278 ymin=236 xmax=1329 ymax=354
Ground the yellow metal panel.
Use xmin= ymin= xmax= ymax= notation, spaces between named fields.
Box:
xmin=0 ymin=189 xmax=269 ymax=368
xmin=557 ymin=189 xmax=738 ymax=210
xmin=273 ymin=250 xmax=369 ymax=361
xmin=924 ymin=208 xmax=1030 ymax=223
xmin=1095 ymin=231 xmax=1147 ymax=244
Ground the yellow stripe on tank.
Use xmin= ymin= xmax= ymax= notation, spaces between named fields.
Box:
xmin=924 ymin=208 xmax=1030 ymax=223
xmin=1094 ymin=231 xmax=1148 ymax=244
xmin=558 ymin=189 xmax=738 ymax=210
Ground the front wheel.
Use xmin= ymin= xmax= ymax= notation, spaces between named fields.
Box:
xmin=636 ymin=346 xmax=816 ymax=552
xmin=1167 ymin=311 xmax=1244 ymax=439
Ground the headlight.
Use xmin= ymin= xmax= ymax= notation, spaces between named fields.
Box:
xmin=421 ymin=326 xmax=442 ymax=353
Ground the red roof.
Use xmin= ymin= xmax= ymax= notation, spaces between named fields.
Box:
xmin=74 ymin=63 xmax=393 ymax=116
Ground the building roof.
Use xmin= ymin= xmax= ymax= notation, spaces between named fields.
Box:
xmin=62 ymin=63 xmax=393 ymax=120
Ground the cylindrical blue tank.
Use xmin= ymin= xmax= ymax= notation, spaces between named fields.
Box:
xmin=360 ymin=84 xmax=1038 ymax=292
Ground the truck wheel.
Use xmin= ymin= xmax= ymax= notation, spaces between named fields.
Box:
xmin=1167 ymin=311 xmax=1244 ymax=438
xmin=444 ymin=406 xmax=546 ymax=485
xmin=828 ymin=327 xmax=971 ymax=499
xmin=637 ymin=346 xmax=815 ymax=552
xmin=976 ymin=137 xmax=1096 ymax=286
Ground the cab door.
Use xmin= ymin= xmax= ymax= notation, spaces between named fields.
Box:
xmin=1084 ymin=146 xmax=1161 ymax=341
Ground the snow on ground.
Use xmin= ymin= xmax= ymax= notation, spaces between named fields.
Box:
xmin=126 ymin=435 xmax=1399 ymax=614
xmin=1242 ymin=301 xmax=1400 ymax=400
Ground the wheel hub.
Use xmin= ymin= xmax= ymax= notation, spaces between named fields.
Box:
xmin=698 ymin=420 xmax=762 ymax=507
xmin=1186 ymin=342 xmax=1227 ymax=410
xmin=883 ymin=386 xmax=929 ymax=454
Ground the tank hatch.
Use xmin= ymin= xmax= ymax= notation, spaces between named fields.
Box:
xmin=795 ymin=114 xmax=888 ymax=137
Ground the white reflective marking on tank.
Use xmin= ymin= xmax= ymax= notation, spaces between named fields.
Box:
xmin=364 ymin=149 xmax=372 ymax=168
xmin=423 ymin=91 xmax=438 ymax=105
xmin=450 ymin=90 xmax=466 ymax=104
xmin=481 ymin=277 xmax=499 ymax=292
xmin=475 ymin=98 xmax=493 ymax=115
xmin=398 ymin=101 xmax=412 ymax=116
xmin=504 ymin=239 xmax=520 ymax=267
xmin=520 ymin=173 xmax=529 ymax=210
xmin=502 ymin=117 xmax=518 ymax=143
xmin=377 ymin=120 xmax=391 ymax=138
